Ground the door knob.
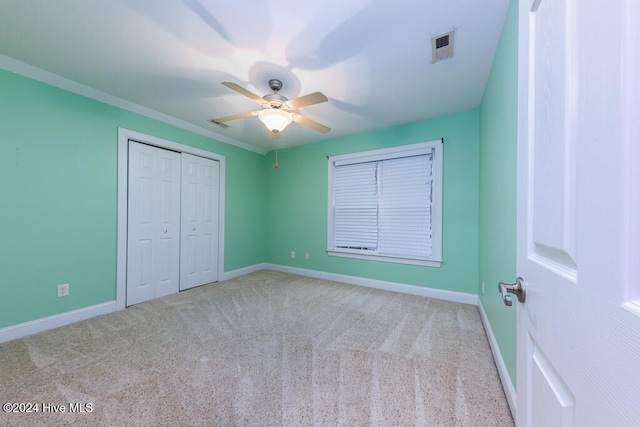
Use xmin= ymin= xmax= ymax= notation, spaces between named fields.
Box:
xmin=498 ymin=277 xmax=526 ymax=306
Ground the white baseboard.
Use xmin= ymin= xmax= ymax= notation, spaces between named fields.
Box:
xmin=264 ymin=264 xmax=479 ymax=306
xmin=478 ymin=299 xmax=517 ymax=419
xmin=221 ymin=263 xmax=268 ymax=281
xmin=0 ymin=265 xmax=478 ymax=344
xmin=0 ymin=301 xmax=117 ymax=344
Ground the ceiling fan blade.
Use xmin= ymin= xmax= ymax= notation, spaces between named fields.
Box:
xmin=286 ymin=92 xmax=328 ymax=109
xmin=292 ymin=114 xmax=331 ymax=133
xmin=209 ymin=111 xmax=257 ymax=125
xmin=221 ymin=82 xmax=264 ymax=104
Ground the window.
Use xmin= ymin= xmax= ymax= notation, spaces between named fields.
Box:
xmin=327 ymin=140 xmax=443 ymax=267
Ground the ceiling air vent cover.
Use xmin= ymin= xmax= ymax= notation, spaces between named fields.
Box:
xmin=208 ymin=119 xmax=230 ymax=128
xmin=431 ymin=30 xmax=455 ymax=63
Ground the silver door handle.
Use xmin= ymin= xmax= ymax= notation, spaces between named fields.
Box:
xmin=498 ymin=277 xmax=526 ymax=306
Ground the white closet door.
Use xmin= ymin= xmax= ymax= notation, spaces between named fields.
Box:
xmin=127 ymin=141 xmax=181 ymax=306
xmin=180 ymin=153 xmax=220 ymax=290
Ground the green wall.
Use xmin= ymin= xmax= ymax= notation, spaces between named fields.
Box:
xmin=478 ymin=0 xmax=518 ymax=386
xmin=265 ymin=110 xmax=480 ymax=294
xmin=0 ymin=68 xmax=267 ymax=329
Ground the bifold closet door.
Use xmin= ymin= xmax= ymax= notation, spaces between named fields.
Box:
xmin=180 ymin=153 xmax=220 ymax=290
xmin=126 ymin=141 xmax=181 ymax=306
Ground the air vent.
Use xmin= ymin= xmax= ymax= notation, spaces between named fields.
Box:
xmin=431 ymin=30 xmax=455 ymax=63
xmin=208 ymin=119 xmax=230 ymax=128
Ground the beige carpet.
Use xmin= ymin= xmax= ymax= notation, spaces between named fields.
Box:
xmin=0 ymin=270 xmax=513 ymax=426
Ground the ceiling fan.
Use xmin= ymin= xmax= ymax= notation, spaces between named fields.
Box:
xmin=210 ymin=79 xmax=331 ymax=140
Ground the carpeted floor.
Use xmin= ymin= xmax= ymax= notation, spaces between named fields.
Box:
xmin=0 ymin=270 xmax=513 ymax=426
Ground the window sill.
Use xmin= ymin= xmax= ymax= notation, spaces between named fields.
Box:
xmin=327 ymin=249 xmax=442 ymax=267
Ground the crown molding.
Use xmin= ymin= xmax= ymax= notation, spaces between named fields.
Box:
xmin=0 ymin=54 xmax=267 ymax=155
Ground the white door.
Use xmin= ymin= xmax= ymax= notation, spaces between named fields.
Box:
xmin=127 ymin=141 xmax=181 ymax=305
xmin=515 ymin=0 xmax=640 ymax=425
xmin=180 ymin=153 xmax=220 ymax=290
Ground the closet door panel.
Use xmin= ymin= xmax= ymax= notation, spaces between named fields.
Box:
xmin=127 ymin=141 xmax=181 ymax=305
xmin=180 ymin=153 xmax=220 ymax=290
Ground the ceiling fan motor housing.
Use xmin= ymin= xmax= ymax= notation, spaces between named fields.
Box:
xmin=264 ymin=79 xmax=288 ymax=108
xmin=263 ymin=93 xmax=288 ymax=108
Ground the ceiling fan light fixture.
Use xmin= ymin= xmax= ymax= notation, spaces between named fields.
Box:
xmin=258 ymin=108 xmax=292 ymax=133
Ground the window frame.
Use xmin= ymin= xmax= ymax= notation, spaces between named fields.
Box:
xmin=327 ymin=140 xmax=443 ymax=267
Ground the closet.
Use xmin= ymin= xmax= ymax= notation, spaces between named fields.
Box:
xmin=126 ymin=140 xmax=220 ymax=306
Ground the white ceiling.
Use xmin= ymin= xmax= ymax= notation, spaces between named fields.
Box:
xmin=0 ymin=0 xmax=510 ymax=153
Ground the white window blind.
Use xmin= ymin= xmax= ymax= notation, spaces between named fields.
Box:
xmin=378 ymin=154 xmax=433 ymax=259
xmin=329 ymin=140 xmax=441 ymax=266
xmin=334 ymin=161 xmax=378 ymax=250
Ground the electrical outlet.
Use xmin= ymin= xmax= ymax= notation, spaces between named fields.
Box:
xmin=305 ymin=252 xmax=309 ymax=260
xmin=482 ymin=280 xmax=485 ymax=294
xmin=291 ymin=251 xmax=296 ymax=259
xmin=57 ymin=283 xmax=69 ymax=297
